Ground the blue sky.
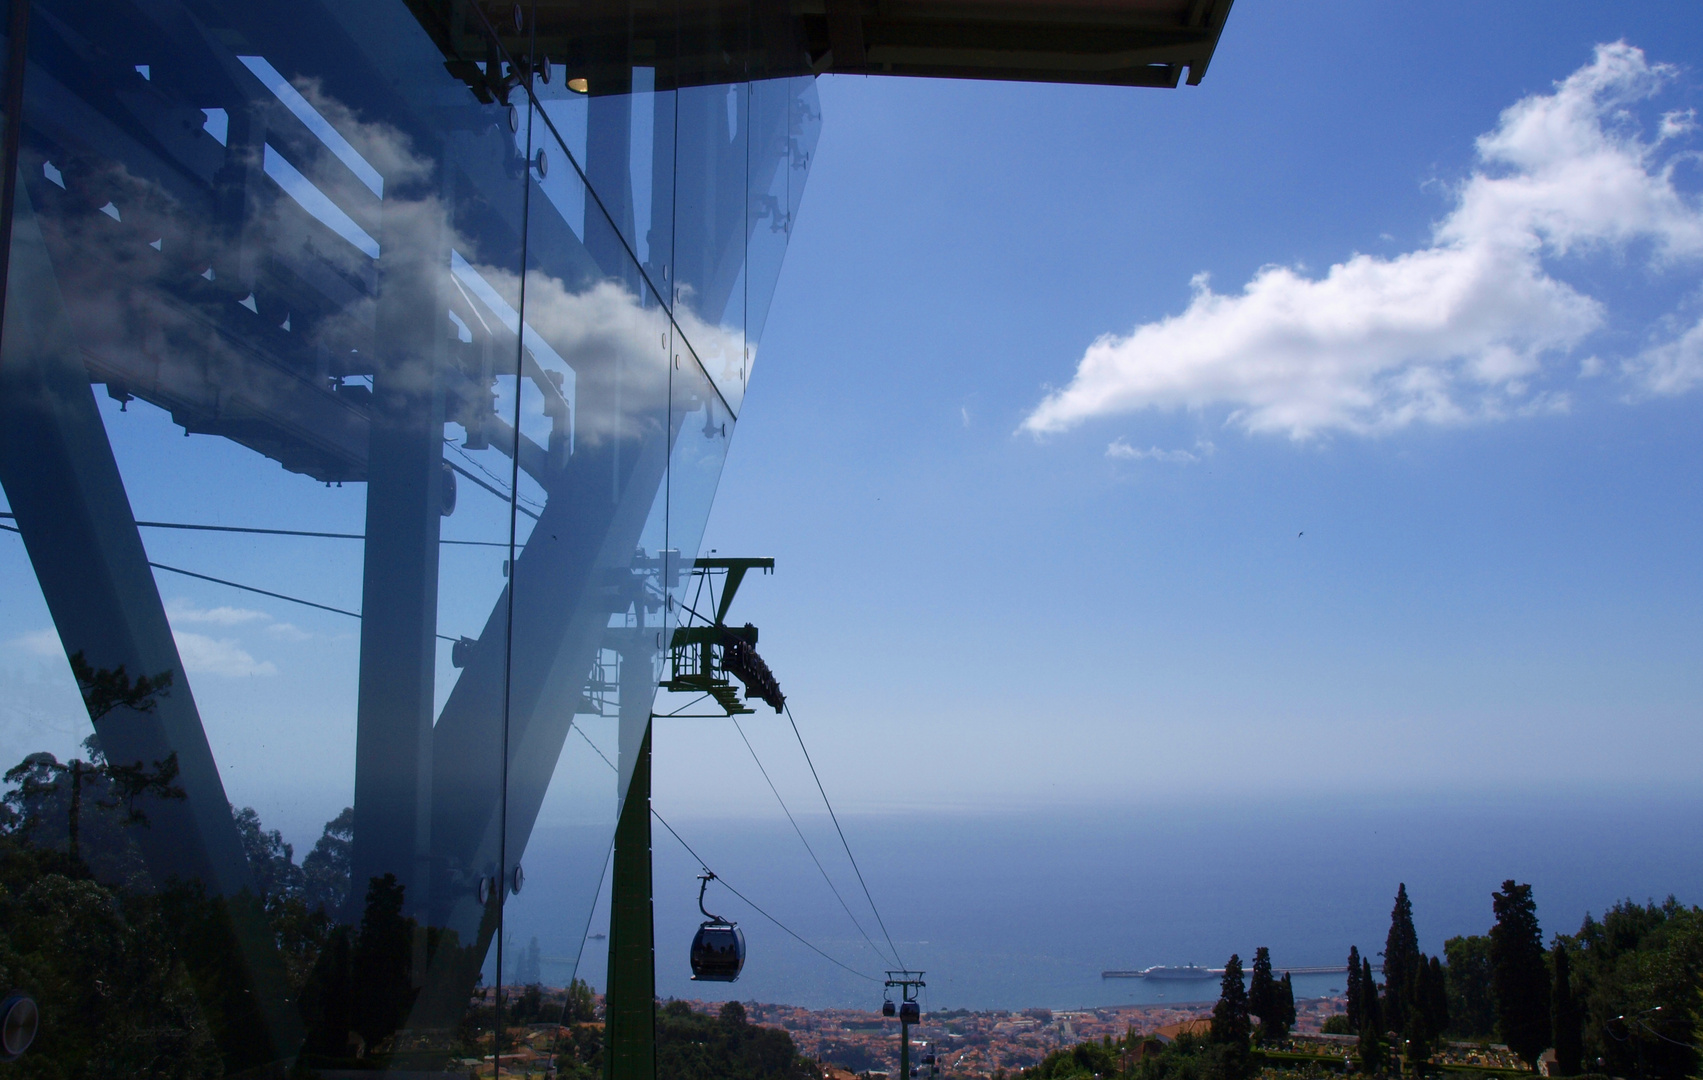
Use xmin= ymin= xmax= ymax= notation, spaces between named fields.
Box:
xmin=662 ymin=2 xmax=1703 ymax=819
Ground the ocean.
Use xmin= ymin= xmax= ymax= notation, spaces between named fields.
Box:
xmin=508 ymin=788 xmax=1703 ymax=1013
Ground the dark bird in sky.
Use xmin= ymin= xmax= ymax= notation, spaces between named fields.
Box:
xmin=1298 ymin=531 xmax=1304 ymax=537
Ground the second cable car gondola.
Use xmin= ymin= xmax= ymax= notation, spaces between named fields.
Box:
xmin=689 ymin=871 xmax=746 ymax=982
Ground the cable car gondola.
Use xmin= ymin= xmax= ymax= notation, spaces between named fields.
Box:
xmin=899 ymin=1001 xmax=920 ymax=1023
xmin=882 ymin=999 xmax=897 ymax=1018
xmin=690 ymin=871 xmax=746 ymax=982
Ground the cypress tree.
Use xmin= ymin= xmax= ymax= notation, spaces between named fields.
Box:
xmin=1402 ymin=956 xmax=1433 ymax=1074
xmin=1212 ymin=954 xmax=1251 ymax=1048
xmin=1363 ymin=957 xmax=1382 ymax=1033
xmin=1385 ymin=884 xmax=1420 ymax=1033
xmin=1489 ymin=880 xmax=1550 ymax=1070
xmin=1278 ymin=973 xmax=1297 ymax=1039
xmin=1347 ymin=946 xmax=1365 ymax=1032
xmin=1550 ymin=941 xmax=1581 ymax=1077
xmin=1423 ymin=953 xmax=1450 ymax=1035
xmin=1249 ymin=947 xmax=1276 ymax=1043
xmin=1359 ymin=962 xmax=1386 ymax=1076
xmin=1426 ymin=955 xmax=1449 ymax=1040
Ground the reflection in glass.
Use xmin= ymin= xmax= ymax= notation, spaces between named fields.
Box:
xmin=0 ymin=0 xmax=815 ymax=1073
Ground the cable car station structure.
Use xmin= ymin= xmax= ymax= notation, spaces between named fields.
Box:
xmin=0 ymin=0 xmax=1234 ymax=1072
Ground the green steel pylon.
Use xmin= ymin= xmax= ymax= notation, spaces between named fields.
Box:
xmin=605 ymin=722 xmax=655 ymax=1080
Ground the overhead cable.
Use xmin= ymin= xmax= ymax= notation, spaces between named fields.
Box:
xmin=571 ymin=725 xmax=879 ymax=984
xmin=0 ymin=510 xmax=508 ymax=546
xmin=784 ymin=700 xmax=905 ymax=969
xmin=146 ymin=561 xmax=462 ymax=644
xmin=728 ymin=714 xmax=898 ymax=967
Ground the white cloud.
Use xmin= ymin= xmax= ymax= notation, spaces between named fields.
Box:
xmin=1630 ymin=305 xmax=1703 ymax=394
xmin=172 ymin=631 xmax=277 ymax=677
xmin=8 ymin=628 xmax=63 ymax=658
xmin=265 ymin=622 xmax=313 ymax=642
xmin=1022 ymin=43 xmax=1703 ymax=441
xmin=166 ymin=599 xmax=270 ymax=626
xmin=1106 ymin=439 xmax=1208 ymax=464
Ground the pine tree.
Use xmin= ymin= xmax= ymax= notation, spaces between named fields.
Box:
xmin=1212 ymin=954 xmax=1251 ymax=1048
xmin=1385 ymin=884 xmax=1420 ymax=1033
xmin=1249 ymin=947 xmax=1277 ymax=1044
xmin=1347 ymin=946 xmax=1365 ymax=1032
xmin=1550 ymin=941 xmax=1582 ymax=1077
xmin=1490 ymin=880 xmax=1550 ymax=1070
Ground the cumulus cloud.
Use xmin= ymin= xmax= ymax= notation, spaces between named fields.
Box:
xmin=166 ymin=600 xmax=270 ymax=626
xmin=1106 ymin=439 xmax=1209 ymax=464
xmin=1021 ymin=43 xmax=1703 ymax=441
xmin=172 ymin=631 xmax=277 ymax=678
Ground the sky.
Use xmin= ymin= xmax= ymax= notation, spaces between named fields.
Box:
xmin=4 ymin=0 xmax=1703 ymax=1002
xmin=662 ymin=2 xmax=1703 ymax=822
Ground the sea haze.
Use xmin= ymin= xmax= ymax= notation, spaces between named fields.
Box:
xmin=507 ymin=789 xmax=1703 ymax=1012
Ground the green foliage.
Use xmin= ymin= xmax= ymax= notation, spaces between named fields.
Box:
xmin=1027 ymin=1034 xmax=1119 ymax=1079
xmin=1444 ymin=935 xmax=1495 ymax=1040
xmin=0 ymin=868 xmax=221 ymax=1079
xmin=653 ymin=1000 xmax=819 ymax=1080
xmin=1133 ymin=1033 xmax=1253 ymax=1080
xmin=1321 ymin=1015 xmax=1354 ymax=1035
xmin=1214 ymin=955 xmax=1251 ymax=1047
xmin=1249 ymin=948 xmax=1277 ymax=1045
xmin=1550 ymin=940 xmax=1582 ymax=1076
xmin=1358 ymin=957 xmax=1385 ymax=1075
xmin=1384 ymin=885 xmax=1419 ymax=1035
xmin=1569 ymin=898 xmax=1703 ymax=1080
xmin=1490 ymin=881 xmax=1550 ymax=1069
xmin=1274 ymin=973 xmax=1298 ymax=1042
xmin=1346 ymin=947 xmax=1365 ymax=1033
xmin=562 ymin=976 xmax=598 ymax=1024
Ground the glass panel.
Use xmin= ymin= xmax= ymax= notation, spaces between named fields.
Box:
xmin=672 ymin=80 xmax=750 ymax=412
xmin=746 ymin=76 xmax=821 ymax=378
xmin=493 ymin=67 xmax=677 ymax=1050
xmin=0 ymin=0 xmax=529 ymax=1071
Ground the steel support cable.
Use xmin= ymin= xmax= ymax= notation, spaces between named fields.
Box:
xmin=5 ymin=521 xmax=482 ymax=643
xmin=1 ymin=528 xmax=472 ymax=645
xmin=782 ymin=701 xmax=905 ymax=970
xmin=728 ymin=714 xmax=898 ymax=968
xmin=0 ymin=512 xmax=507 ymax=546
xmin=570 ymin=725 xmax=879 ymax=984
xmin=444 ymin=457 xmax=541 ymax=521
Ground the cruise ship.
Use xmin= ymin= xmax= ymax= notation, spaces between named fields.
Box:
xmin=1102 ymin=965 xmax=1220 ymax=980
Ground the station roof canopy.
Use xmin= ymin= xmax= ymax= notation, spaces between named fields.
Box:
xmin=416 ymin=0 xmax=1236 ymax=99
xmin=796 ymin=0 xmax=1236 ymax=87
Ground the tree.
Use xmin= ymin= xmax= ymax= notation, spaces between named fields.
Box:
xmin=4 ymin=741 xmax=183 ymax=863
xmin=1248 ymin=947 xmax=1276 ymax=1044
xmin=1425 ymin=955 xmax=1449 ymax=1042
xmin=1444 ymin=935 xmax=1495 ymax=1039
xmin=1571 ymin=898 xmax=1703 ymax=1080
xmin=1491 ymin=880 xmax=1551 ymax=1069
xmin=1347 ymin=946 xmax=1365 ymax=1032
xmin=1403 ymin=947 xmax=1444 ymax=1069
xmin=1211 ymin=954 xmax=1250 ymax=1048
xmin=1386 ymin=884 xmax=1420 ymax=1033
xmin=1359 ymin=956 xmax=1386 ymax=1074
xmin=1276 ymin=973 xmax=1298 ymax=1040
xmin=1551 ymin=940 xmax=1581 ymax=1077
xmin=233 ymin=804 xmax=304 ymax=900
xmin=1364 ymin=958 xmax=1383 ymax=1033
xmin=302 ymin=806 xmax=354 ymax=915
